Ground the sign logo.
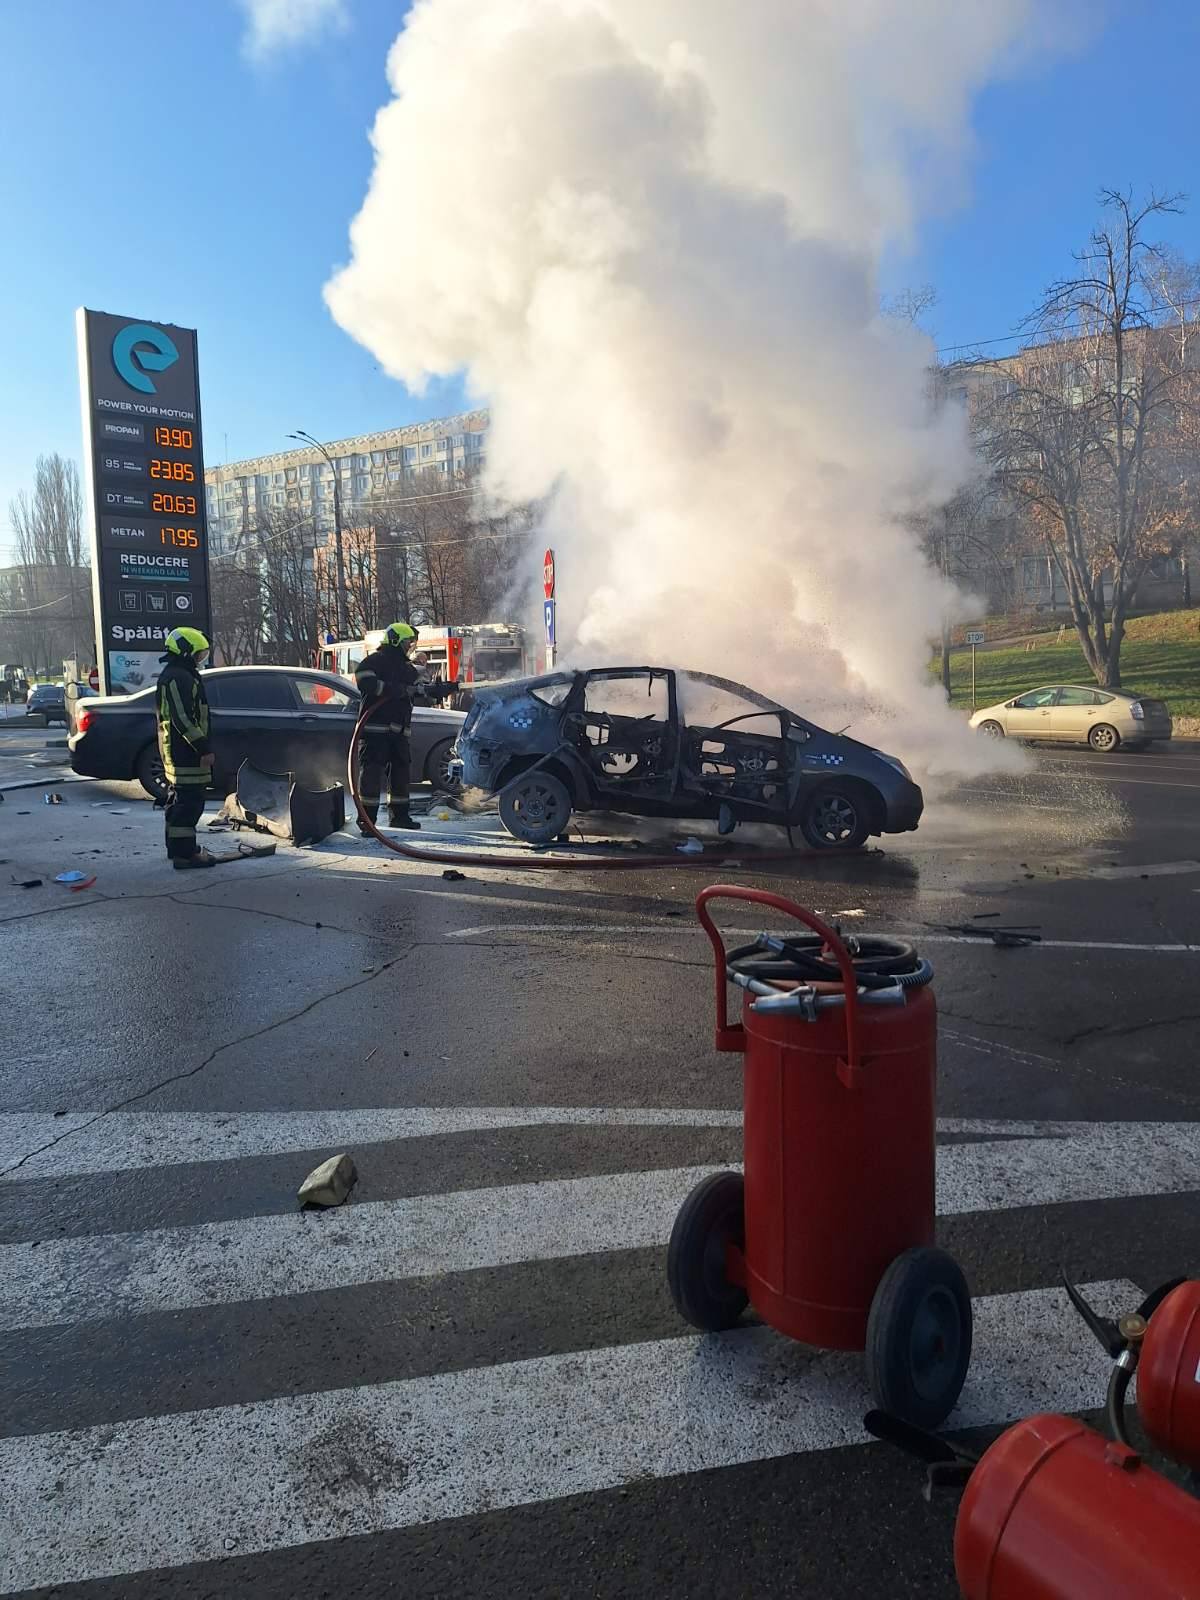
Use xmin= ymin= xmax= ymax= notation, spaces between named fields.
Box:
xmin=111 ymin=323 xmax=179 ymax=395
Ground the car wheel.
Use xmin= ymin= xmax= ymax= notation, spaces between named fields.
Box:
xmin=424 ymin=738 xmax=461 ymax=793
xmin=1089 ymin=723 xmax=1120 ymax=753
xmin=135 ymin=743 xmax=170 ymax=803
xmin=801 ymin=786 xmax=871 ymax=850
xmin=498 ymin=770 xmax=572 ymax=844
xmin=977 ymin=720 xmax=1004 ymax=739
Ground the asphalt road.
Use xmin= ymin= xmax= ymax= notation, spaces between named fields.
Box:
xmin=2 ymin=731 xmax=1200 ymax=1598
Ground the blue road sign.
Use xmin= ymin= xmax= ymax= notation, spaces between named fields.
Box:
xmin=544 ymin=599 xmax=556 ymax=645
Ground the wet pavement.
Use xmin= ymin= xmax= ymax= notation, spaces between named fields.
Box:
xmin=2 ymin=733 xmax=1200 ymax=1597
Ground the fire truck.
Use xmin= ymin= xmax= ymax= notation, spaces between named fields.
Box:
xmin=315 ymin=623 xmax=537 ymax=698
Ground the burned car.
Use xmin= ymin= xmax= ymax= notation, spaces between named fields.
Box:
xmin=448 ymin=667 xmax=923 ymax=848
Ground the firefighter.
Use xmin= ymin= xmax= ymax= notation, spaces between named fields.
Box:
xmin=156 ymin=626 xmax=217 ymax=869
xmin=354 ymin=621 xmax=421 ymax=832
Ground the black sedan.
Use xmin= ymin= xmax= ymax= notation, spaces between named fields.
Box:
xmin=450 ymin=666 xmax=923 ymax=847
xmin=69 ymin=666 xmax=465 ymax=802
xmin=26 ymin=682 xmax=95 ymax=727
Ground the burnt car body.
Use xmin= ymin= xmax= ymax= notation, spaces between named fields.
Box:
xmin=449 ymin=667 xmax=923 ymax=848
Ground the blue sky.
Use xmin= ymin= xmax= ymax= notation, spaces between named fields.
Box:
xmin=2 ymin=0 xmax=1198 ymax=561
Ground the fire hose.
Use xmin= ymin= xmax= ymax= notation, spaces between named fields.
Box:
xmin=345 ymin=701 xmax=863 ymax=872
xmin=724 ymin=928 xmax=934 ymax=1015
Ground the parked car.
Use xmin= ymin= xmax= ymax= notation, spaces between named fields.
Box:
xmin=449 ymin=666 xmax=923 ymax=848
xmin=969 ymin=685 xmax=1172 ymax=752
xmin=24 ymin=682 xmax=95 ymax=727
xmin=69 ymin=666 xmax=465 ymax=802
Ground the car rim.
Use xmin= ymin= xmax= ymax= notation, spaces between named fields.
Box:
xmin=813 ymin=795 xmax=856 ymax=841
xmin=908 ymin=1285 xmax=962 ymax=1404
xmin=516 ymin=781 xmax=563 ymax=826
xmin=1094 ymin=727 xmax=1115 ymax=749
xmin=982 ymin=722 xmax=1002 ymax=738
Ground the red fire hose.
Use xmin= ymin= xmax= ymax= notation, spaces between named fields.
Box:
xmin=345 ymin=702 xmax=849 ymax=872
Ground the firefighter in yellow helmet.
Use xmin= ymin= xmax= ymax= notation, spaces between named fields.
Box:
xmin=156 ymin=626 xmax=218 ymax=868
xmin=353 ymin=622 xmax=421 ymax=832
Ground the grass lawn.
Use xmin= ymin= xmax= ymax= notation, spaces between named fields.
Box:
xmin=940 ymin=609 xmax=1200 ymax=718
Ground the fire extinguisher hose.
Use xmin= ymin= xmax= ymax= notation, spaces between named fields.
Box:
xmin=725 ymin=932 xmax=933 ymax=992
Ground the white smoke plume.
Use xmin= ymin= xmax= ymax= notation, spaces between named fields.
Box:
xmin=326 ymin=0 xmax=1056 ymax=776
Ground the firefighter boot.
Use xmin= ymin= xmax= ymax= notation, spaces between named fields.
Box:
xmin=389 ymin=809 xmax=421 ymax=831
xmin=174 ymin=848 xmax=219 ymax=870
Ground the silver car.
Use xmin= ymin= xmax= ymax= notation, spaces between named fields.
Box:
xmin=969 ymin=685 xmax=1172 ymax=752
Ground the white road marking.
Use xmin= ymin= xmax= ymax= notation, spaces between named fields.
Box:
xmin=0 ymin=1279 xmax=1139 ymax=1593
xmin=444 ymin=922 xmax=1200 ymax=954
xmin=0 ymin=1108 xmax=1175 ymax=1184
xmin=3 ymin=1128 xmax=1197 ymax=1331
xmin=0 ymin=1106 xmax=743 ymax=1183
xmin=1078 ymin=859 xmax=1200 ymax=880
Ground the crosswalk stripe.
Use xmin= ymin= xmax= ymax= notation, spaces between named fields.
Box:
xmin=0 ymin=1108 xmax=1179 ymax=1184
xmin=3 ymin=1127 xmax=1198 ymax=1332
xmin=0 ymin=1278 xmax=1138 ymax=1594
xmin=0 ymin=1106 xmax=744 ymax=1183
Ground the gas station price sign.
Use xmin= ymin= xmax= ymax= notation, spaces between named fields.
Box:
xmin=77 ymin=308 xmax=212 ymax=695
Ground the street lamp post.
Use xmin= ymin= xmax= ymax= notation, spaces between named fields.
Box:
xmin=288 ymin=430 xmax=348 ymax=640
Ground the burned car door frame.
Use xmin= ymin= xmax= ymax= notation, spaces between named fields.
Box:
xmin=564 ymin=667 xmax=681 ymax=803
xmin=676 ymin=671 xmax=800 ymax=825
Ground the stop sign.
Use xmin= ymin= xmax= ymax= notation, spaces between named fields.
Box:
xmin=88 ymin=667 xmax=99 ymax=692
xmin=543 ymin=548 xmax=555 ymax=600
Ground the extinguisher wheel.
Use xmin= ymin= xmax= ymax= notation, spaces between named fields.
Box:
xmin=667 ymin=1172 xmax=749 ymax=1333
xmin=865 ymin=1246 xmax=973 ymax=1429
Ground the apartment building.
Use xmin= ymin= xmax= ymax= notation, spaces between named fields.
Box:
xmin=203 ymin=410 xmax=489 ymax=555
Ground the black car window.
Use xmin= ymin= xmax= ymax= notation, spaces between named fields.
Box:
xmin=291 ymin=677 xmax=357 ymax=710
xmin=207 ymin=674 xmax=293 ymax=710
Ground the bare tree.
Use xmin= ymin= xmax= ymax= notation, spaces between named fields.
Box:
xmin=5 ymin=454 xmax=93 ymax=673
xmin=978 ymin=191 xmax=1200 ymax=686
xmin=209 ymin=560 xmax=263 ymax=664
xmin=228 ymin=508 xmax=320 ymax=665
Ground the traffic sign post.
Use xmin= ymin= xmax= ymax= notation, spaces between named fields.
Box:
xmin=965 ymin=629 xmax=985 ymax=709
xmin=543 ymin=548 xmax=556 ymax=667
xmin=76 ymin=309 xmax=212 ymax=696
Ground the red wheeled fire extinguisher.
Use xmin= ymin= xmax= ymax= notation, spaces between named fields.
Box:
xmin=668 ymin=885 xmax=972 ymax=1427
xmin=867 ymin=1276 xmax=1200 ymax=1597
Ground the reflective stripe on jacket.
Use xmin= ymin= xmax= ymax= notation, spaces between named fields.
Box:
xmin=156 ymin=660 xmax=211 ymax=785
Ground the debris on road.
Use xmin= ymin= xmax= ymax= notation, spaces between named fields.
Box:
xmin=442 ymin=868 xmax=467 ymax=881
xmin=54 ymin=870 xmax=90 ymax=885
xmin=942 ymin=922 xmax=1041 ymax=948
xmin=677 ymin=836 xmax=705 ymax=854
xmin=298 ymin=1153 xmax=358 ymax=1208
xmin=10 ymin=874 xmax=42 ymax=889
xmin=43 ymin=792 xmax=64 ymax=805
xmin=221 ymin=761 xmax=345 ymax=845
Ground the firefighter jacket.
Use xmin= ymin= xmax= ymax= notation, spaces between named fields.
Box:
xmin=156 ymin=657 xmax=211 ymax=787
xmin=355 ymin=647 xmax=420 ymax=734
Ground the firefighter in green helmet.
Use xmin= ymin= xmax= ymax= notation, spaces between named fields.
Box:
xmin=156 ymin=626 xmax=218 ymax=868
xmin=353 ymin=621 xmax=422 ymax=832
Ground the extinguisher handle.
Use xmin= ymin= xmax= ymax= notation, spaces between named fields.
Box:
xmin=695 ymin=885 xmax=863 ymax=1070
